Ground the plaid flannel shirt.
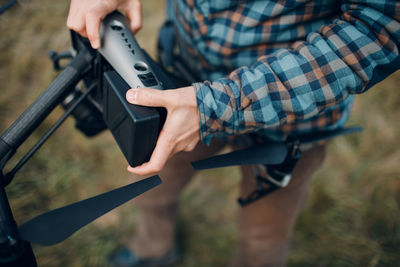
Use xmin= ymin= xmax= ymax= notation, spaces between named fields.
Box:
xmin=172 ymin=0 xmax=400 ymax=145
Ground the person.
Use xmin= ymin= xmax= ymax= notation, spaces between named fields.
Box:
xmin=67 ymin=0 xmax=400 ymax=266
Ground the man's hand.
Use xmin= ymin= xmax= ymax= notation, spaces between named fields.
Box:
xmin=67 ymin=0 xmax=142 ymax=49
xmin=126 ymin=86 xmax=201 ymax=176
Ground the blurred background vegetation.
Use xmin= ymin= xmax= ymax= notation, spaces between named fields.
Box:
xmin=0 ymin=1 xmax=399 ymax=266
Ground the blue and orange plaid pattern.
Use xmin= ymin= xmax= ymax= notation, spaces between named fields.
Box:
xmin=172 ymin=0 xmax=400 ymax=145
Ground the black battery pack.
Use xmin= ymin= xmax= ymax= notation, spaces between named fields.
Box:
xmin=102 ymin=70 xmax=164 ymax=167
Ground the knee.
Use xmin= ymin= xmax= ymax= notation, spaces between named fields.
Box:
xmin=235 ymin=229 xmax=289 ymax=267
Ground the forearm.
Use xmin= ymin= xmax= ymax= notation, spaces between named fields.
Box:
xmin=195 ymin=0 xmax=400 ymax=145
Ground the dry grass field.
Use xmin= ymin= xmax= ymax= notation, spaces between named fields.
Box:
xmin=0 ymin=1 xmax=399 ymax=266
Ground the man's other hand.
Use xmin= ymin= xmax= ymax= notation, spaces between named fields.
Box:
xmin=67 ymin=0 xmax=142 ymax=49
xmin=126 ymin=86 xmax=201 ymax=176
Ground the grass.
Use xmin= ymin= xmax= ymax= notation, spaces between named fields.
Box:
xmin=0 ymin=1 xmax=399 ymax=266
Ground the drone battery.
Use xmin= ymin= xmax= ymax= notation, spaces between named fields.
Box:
xmin=102 ymin=70 xmax=161 ymax=167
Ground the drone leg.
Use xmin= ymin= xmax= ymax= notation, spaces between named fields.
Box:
xmin=0 ymin=180 xmax=37 ymax=266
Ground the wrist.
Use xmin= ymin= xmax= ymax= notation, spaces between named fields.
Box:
xmin=176 ymin=86 xmax=198 ymax=108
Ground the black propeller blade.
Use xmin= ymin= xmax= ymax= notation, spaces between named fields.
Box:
xmin=18 ymin=175 xmax=161 ymax=246
xmin=191 ymin=141 xmax=288 ymax=170
xmin=296 ymin=126 xmax=363 ymax=144
xmin=191 ymin=126 xmax=363 ymax=170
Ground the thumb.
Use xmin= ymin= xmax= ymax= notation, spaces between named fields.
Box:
xmin=126 ymin=88 xmax=170 ymax=107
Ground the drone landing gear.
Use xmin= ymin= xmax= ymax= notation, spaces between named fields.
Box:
xmin=238 ymin=141 xmax=302 ymax=206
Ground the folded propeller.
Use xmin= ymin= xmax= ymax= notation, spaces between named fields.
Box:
xmin=17 ymin=175 xmax=161 ymax=246
xmin=191 ymin=126 xmax=363 ymax=170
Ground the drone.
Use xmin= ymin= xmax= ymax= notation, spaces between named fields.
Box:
xmin=0 ymin=10 xmax=361 ymax=266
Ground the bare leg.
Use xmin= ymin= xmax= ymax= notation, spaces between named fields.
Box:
xmin=129 ymin=139 xmax=226 ymax=258
xmin=230 ymin=144 xmax=327 ymax=267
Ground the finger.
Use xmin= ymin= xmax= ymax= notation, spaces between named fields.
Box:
xmin=85 ymin=3 xmax=116 ymax=49
xmin=67 ymin=17 xmax=87 ymax=37
xmin=126 ymin=88 xmax=171 ymax=108
xmin=122 ymin=0 xmax=142 ymax=34
xmin=127 ymin=131 xmax=174 ymax=175
xmin=183 ymin=141 xmax=198 ymax=152
xmin=66 ymin=1 xmax=87 ymax=36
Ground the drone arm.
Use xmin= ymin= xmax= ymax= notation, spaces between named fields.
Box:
xmin=0 ymin=48 xmax=93 ymax=167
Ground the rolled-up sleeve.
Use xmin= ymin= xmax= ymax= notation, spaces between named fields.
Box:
xmin=194 ymin=0 xmax=400 ymax=145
